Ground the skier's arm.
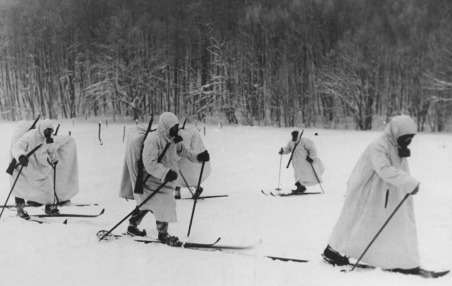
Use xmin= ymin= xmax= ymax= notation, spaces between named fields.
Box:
xmin=11 ymin=132 xmax=31 ymax=160
xmin=369 ymin=144 xmax=419 ymax=194
xmin=176 ymin=142 xmax=198 ymax=163
xmin=142 ymin=137 xmax=171 ymax=182
xmin=304 ymin=139 xmax=318 ymax=160
xmin=282 ymin=141 xmax=293 ymax=155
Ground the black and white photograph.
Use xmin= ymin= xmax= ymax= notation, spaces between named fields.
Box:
xmin=0 ymin=0 xmax=451 ymax=285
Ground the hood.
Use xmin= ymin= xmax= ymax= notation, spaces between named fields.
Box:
xmin=384 ymin=115 xmax=417 ymax=147
xmin=157 ymin=112 xmax=179 ymax=140
xmin=37 ymin=119 xmax=56 ymax=137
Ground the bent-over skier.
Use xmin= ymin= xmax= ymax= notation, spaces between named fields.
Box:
xmin=119 ymin=112 xmax=210 ymax=246
xmin=10 ymin=119 xmax=79 ymax=218
xmin=279 ymin=129 xmax=324 ymax=194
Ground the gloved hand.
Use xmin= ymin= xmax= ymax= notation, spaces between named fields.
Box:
xmin=197 ymin=150 xmax=210 ymax=162
xmin=306 ymin=156 xmax=314 ymax=163
xmin=165 ymin=169 xmax=178 ymax=182
xmin=278 ymin=148 xmax=283 ymax=155
xmin=19 ymin=155 xmax=29 ymax=167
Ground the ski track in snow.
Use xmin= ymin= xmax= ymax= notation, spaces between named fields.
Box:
xmin=1 ymin=119 xmax=451 ymax=286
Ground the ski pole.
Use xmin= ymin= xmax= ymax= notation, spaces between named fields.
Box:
xmin=48 ymin=159 xmax=60 ymax=205
xmin=187 ymin=161 xmax=205 ymax=237
xmin=276 ymin=153 xmax=282 ymax=191
xmin=98 ymin=180 xmax=169 ymax=241
xmin=351 ymin=193 xmax=410 ymax=271
xmin=287 ymin=130 xmax=304 ymax=168
xmin=0 ymin=165 xmax=24 ymax=219
xmin=179 ymin=170 xmax=195 ymax=196
xmin=309 ymin=162 xmax=324 ymax=194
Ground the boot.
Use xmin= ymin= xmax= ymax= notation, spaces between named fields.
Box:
xmin=127 ymin=225 xmax=147 ymax=237
xmin=322 ymin=245 xmax=350 ymax=266
xmin=292 ymin=182 xmax=306 ymax=194
xmin=16 ymin=203 xmax=30 ymax=220
xmin=44 ymin=205 xmax=60 ymax=215
xmin=158 ymin=233 xmax=182 ymax=247
xmin=174 ymin=187 xmax=181 ymax=200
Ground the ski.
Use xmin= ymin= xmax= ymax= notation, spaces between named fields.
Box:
xmin=17 ymin=217 xmax=68 ymax=225
xmin=97 ymin=230 xmax=258 ymax=251
xmin=266 ymin=256 xmax=309 ymax=263
xmin=271 ymin=192 xmax=322 ymax=197
xmin=385 ymin=268 xmax=450 ymax=278
xmin=1 ymin=203 xmax=99 ymax=208
xmin=182 ymin=195 xmax=229 ymax=200
xmin=32 ymin=208 xmax=105 ymax=218
xmin=261 ymin=190 xmax=321 ymax=196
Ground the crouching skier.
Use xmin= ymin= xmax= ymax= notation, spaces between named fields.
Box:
xmin=119 ymin=112 xmax=210 ymax=246
xmin=10 ymin=119 xmax=78 ymax=219
xmin=279 ymin=129 xmax=324 ymax=194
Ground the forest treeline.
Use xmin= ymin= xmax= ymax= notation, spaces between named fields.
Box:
xmin=1 ymin=0 xmax=452 ymax=131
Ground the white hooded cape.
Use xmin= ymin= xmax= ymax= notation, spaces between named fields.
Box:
xmin=327 ymin=115 xmax=420 ymax=269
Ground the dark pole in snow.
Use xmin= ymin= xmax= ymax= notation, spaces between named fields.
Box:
xmin=286 ymin=130 xmax=304 ymax=168
xmin=187 ymin=161 xmax=206 ymax=237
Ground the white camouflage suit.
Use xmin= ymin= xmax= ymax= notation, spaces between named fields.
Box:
xmin=119 ymin=112 xmax=199 ymax=222
xmin=327 ymin=115 xmax=420 ymax=269
xmin=282 ymin=131 xmax=325 ymax=186
xmin=10 ymin=120 xmax=79 ymax=204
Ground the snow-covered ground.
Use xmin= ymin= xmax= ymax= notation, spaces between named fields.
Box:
xmin=0 ymin=118 xmax=451 ymax=286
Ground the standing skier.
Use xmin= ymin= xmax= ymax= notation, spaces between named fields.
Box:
xmin=279 ymin=130 xmax=324 ymax=193
xmin=119 ymin=112 xmax=210 ymax=246
xmin=174 ymin=126 xmax=211 ymax=199
xmin=10 ymin=119 xmax=79 ymax=218
xmin=323 ymin=115 xmax=423 ymax=273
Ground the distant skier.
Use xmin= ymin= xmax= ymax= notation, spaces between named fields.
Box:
xmin=119 ymin=112 xmax=210 ymax=246
xmin=10 ymin=119 xmax=80 ymax=219
xmin=279 ymin=129 xmax=324 ymax=194
xmin=323 ymin=115 xmax=423 ymax=274
xmin=174 ymin=126 xmax=211 ymax=199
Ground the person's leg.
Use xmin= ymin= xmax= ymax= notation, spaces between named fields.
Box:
xmin=15 ymin=197 xmax=29 ymax=219
xmin=174 ymin=186 xmax=181 ymax=200
xmin=127 ymin=206 xmax=148 ymax=236
xmin=156 ymin=221 xmax=182 ymax=246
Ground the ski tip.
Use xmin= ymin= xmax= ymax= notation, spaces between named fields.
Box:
xmin=99 ymin=208 xmax=105 ymax=215
xmin=63 ymin=219 xmax=68 ymax=225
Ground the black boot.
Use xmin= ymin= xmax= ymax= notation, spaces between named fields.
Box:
xmin=16 ymin=203 xmax=30 ymax=220
xmin=45 ymin=205 xmax=60 ymax=215
xmin=322 ymin=245 xmax=350 ymax=266
xmin=158 ymin=233 xmax=182 ymax=247
xmin=292 ymin=182 xmax=306 ymax=194
xmin=127 ymin=225 xmax=147 ymax=237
